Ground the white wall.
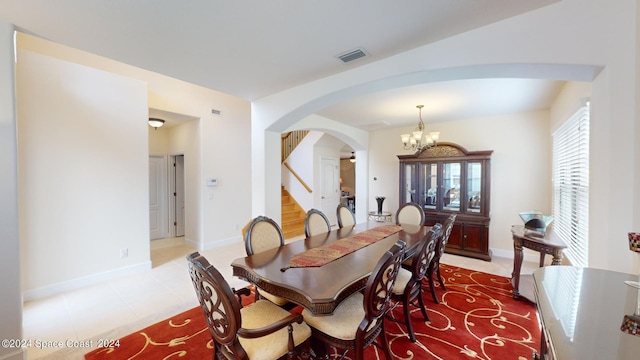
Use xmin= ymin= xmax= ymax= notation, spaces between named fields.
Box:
xmin=313 ymin=135 xmax=343 ymax=225
xmin=19 ymin=32 xmax=253 ymax=252
xmin=17 ymin=50 xmax=150 ymax=299
xmin=282 ymin=131 xmax=322 ymax=213
xmin=369 ymin=110 xmax=551 ymax=258
xmin=282 ymin=131 xmax=344 ymax=225
xmin=0 ymin=21 xmax=23 ymax=360
xmin=253 ymin=0 xmax=639 ymax=273
xmin=149 ymin=126 xmax=170 ymax=155
xmin=167 ymin=120 xmax=200 ymax=246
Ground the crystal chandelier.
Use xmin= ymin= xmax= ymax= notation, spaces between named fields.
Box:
xmin=400 ymin=105 xmax=439 ymax=151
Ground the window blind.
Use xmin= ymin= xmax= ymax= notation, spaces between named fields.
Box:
xmin=552 ymin=102 xmax=590 ymax=267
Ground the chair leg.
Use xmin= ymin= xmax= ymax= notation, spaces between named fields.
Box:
xmin=417 ymin=290 xmax=430 ymax=322
xmin=403 ymin=297 xmax=416 ymax=342
xmin=378 ymin=319 xmax=394 ymax=360
xmin=436 ymin=265 xmax=446 ymax=291
xmin=427 ymin=273 xmax=439 ymax=304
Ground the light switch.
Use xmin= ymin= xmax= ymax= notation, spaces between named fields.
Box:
xmin=207 ymin=178 xmax=218 ymax=186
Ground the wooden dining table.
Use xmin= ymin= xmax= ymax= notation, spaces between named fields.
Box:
xmin=231 ymin=221 xmax=432 ymax=316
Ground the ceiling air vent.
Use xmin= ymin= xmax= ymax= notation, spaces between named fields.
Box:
xmin=211 ymin=108 xmax=222 ymax=116
xmin=337 ymin=47 xmax=369 ymax=63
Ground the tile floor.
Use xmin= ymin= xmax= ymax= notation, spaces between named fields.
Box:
xmin=23 ymin=235 xmax=539 ymax=359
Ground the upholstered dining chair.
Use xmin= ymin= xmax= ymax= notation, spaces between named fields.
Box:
xmin=336 ymin=203 xmax=356 ymax=229
xmin=395 ymin=202 xmax=425 ymax=226
xmin=186 ymin=252 xmax=311 ymax=360
xmin=427 ymin=213 xmax=457 ymax=304
xmin=304 ymin=208 xmax=331 ymax=238
xmin=390 ymin=223 xmax=441 ymax=342
xmin=243 ymin=215 xmax=289 ymax=306
xmin=301 ymin=241 xmax=406 ymax=360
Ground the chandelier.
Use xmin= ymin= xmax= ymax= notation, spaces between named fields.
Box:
xmin=400 ymin=105 xmax=439 ymax=151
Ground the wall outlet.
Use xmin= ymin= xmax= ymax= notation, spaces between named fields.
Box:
xmin=120 ymin=248 xmax=128 ymax=258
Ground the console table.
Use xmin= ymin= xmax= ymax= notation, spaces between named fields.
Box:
xmin=511 ymin=225 xmax=566 ymax=301
xmin=533 ymin=266 xmax=640 ymax=359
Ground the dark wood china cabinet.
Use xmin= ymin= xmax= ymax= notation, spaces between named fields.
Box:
xmin=398 ymin=143 xmax=492 ymax=261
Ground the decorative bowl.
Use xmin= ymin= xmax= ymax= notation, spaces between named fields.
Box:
xmin=519 ymin=211 xmax=554 ymax=234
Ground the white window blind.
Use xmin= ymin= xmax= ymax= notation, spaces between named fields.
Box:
xmin=552 ymin=102 xmax=590 ymax=267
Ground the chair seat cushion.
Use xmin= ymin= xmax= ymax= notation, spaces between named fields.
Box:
xmin=301 ymin=292 xmax=376 ymax=341
xmin=239 ymin=300 xmax=311 ymax=360
xmin=257 ymin=287 xmax=290 ymax=306
xmin=391 ymin=267 xmax=412 ymax=295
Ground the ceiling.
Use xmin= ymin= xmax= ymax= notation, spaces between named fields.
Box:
xmin=1 ymin=0 xmax=564 ymax=130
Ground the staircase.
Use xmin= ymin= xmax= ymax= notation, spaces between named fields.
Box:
xmin=281 ymin=186 xmax=305 ymax=239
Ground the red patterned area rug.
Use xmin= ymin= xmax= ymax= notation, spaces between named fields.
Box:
xmin=85 ymin=265 xmax=540 ymax=360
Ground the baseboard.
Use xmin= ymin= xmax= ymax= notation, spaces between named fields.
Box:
xmin=185 ymin=235 xmax=242 ymax=251
xmin=23 ymin=261 xmax=152 ymax=302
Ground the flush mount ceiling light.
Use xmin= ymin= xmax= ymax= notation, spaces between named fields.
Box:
xmin=400 ymin=105 xmax=440 ymax=152
xmin=349 ymin=152 xmax=356 ymax=163
xmin=148 ymin=118 xmax=165 ymax=130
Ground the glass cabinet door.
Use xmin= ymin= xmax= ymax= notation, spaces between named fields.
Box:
xmin=442 ymin=162 xmax=461 ymax=211
xmin=402 ymin=163 xmax=417 ymax=204
xmin=421 ymin=163 xmax=438 ymax=210
xmin=467 ymin=162 xmax=482 ymax=213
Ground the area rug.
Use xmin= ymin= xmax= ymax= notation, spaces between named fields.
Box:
xmin=85 ymin=264 xmax=540 ymax=360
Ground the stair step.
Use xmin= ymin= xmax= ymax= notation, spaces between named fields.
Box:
xmin=282 ymin=212 xmax=302 ymax=222
xmin=282 ymin=223 xmax=305 ymax=238
xmin=281 ymin=187 xmax=306 ymax=240
xmin=282 ymin=203 xmax=296 ymax=212
xmin=282 ymin=217 xmax=304 ymax=227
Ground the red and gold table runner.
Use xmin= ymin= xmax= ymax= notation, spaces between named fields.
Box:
xmin=282 ymin=225 xmax=403 ymax=270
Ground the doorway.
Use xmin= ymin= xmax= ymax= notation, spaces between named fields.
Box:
xmin=149 ymin=155 xmax=166 ymax=240
xmin=171 ymin=155 xmax=185 ymax=237
xmin=320 ymin=157 xmax=340 ymax=225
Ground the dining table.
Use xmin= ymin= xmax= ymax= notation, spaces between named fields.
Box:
xmin=231 ymin=221 xmax=432 ymax=316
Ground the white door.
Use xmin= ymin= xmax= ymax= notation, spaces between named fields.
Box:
xmin=149 ymin=156 xmax=165 ymax=240
xmin=174 ymin=155 xmax=185 ymax=237
xmin=320 ymin=157 xmax=340 ymax=225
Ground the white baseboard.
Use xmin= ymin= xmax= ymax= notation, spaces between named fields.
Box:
xmin=23 ymin=261 xmax=152 ymax=302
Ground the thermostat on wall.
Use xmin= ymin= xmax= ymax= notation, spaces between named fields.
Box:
xmin=207 ymin=178 xmax=218 ymax=186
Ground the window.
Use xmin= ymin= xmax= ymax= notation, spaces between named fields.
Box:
xmin=552 ymin=101 xmax=590 ymax=267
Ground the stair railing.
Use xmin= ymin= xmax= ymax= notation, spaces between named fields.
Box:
xmin=283 ymin=162 xmax=312 ymax=193
xmin=281 ymin=130 xmax=309 ymax=162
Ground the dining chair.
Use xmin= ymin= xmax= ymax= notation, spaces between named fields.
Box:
xmin=186 ymin=252 xmax=311 ymax=360
xmin=427 ymin=213 xmax=457 ymax=304
xmin=390 ymin=223 xmax=441 ymax=342
xmin=243 ymin=215 xmax=290 ymax=306
xmin=304 ymin=208 xmax=331 ymax=238
xmin=336 ymin=203 xmax=356 ymax=229
xmin=395 ymin=202 xmax=425 ymax=226
xmin=301 ymin=241 xmax=406 ymax=360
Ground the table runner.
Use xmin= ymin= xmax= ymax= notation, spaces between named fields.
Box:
xmin=281 ymin=225 xmax=403 ymax=271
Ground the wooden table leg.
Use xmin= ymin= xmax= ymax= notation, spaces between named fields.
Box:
xmin=512 ymin=236 xmax=524 ymax=299
xmin=551 ymin=248 xmax=564 ymax=265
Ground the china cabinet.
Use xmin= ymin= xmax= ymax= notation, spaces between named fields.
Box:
xmin=398 ymin=143 xmax=492 ymax=260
